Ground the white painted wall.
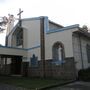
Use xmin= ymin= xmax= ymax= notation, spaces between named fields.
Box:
xmin=0 ymin=47 xmax=27 ymax=57
xmin=22 ymin=19 xmax=41 ymax=61
xmin=7 ymin=34 xmax=12 ymax=46
xmin=45 ymin=28 xmax=78 ymax=60
xmin=27 ymin=47 xmax=41 ymax=60
xmin=22 ymin=19 xmax=40 ymax=49
xmin=5 ymin=17 xmax=80 ymax=65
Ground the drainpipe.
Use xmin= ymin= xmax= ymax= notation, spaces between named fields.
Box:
xmin=40 ymin=17 xmax=45 ymax=78
xmin=79 ymin=35 xmax=84 ymax=69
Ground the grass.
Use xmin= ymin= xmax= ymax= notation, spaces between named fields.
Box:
xmin=0 ymin=76 xmax=65 ymax=89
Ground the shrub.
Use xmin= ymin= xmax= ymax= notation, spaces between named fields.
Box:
xmin=78 ymin=68 xmax=90 ymax=81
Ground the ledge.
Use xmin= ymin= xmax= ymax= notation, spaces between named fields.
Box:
xmin=46 ymin=24 xmax=79 ymax=34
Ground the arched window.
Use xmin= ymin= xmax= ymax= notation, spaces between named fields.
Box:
xmin=52 ymin=41 xmax=65 ymax=64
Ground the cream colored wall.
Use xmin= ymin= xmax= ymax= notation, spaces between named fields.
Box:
xmin=7 ymin=35 xmax=12 ymax=46
xmin=22 ymin=20 xmax=40 ymax=49
xmin=0 ymin=47 xmax=27 ymax=57
xmin=5 ymin=19 xmax=41 ymax=63
xmin=6 ymin=17 xmax=79 ymax=64
xmin=45 ymin=28 xmax=78 ymax=60
xmin=21 ymin=47 xmax=41 ymax=64
xmin=27 ymin=47 xmax=41 ymax=61
xmin=21 ymin=19 xmax=41 ymax=62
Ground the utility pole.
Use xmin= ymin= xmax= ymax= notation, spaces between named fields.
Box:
xmin=40 ymin=17 xmax=45 ymax=78
xmin=17 ymin=8 xmax=23 ymax=27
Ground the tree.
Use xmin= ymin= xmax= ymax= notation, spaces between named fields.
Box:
xmin=0 ymin=16 xmax=8 ymax=32
xmin=82 ymin=25 xmax=88 ymax=32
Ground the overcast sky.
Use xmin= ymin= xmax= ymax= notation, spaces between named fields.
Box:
xmin=0 ymin=0 xmax=90 ymax=45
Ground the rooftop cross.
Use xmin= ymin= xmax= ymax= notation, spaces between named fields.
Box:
xmin=17 ymin=8 xmax=23 ymax=21
xmin=17 ymin=8 xmax=23 ymax=26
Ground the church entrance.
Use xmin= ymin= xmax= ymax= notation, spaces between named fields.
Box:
xmin=11 ymin=56 xmax=22 ymax=75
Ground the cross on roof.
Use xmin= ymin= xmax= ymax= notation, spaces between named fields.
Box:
xmin=17 ymin=8 xmax=23 ymax=21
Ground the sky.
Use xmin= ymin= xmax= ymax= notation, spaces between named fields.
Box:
xmin=0 ymin=0 xmax=90 ymax=45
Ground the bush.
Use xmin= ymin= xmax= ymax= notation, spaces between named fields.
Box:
xmin=78 ymin=68 xmax=90 ymax=81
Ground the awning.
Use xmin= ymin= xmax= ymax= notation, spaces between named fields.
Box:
xmin=0 ymin=46 xmax=27 ymax=57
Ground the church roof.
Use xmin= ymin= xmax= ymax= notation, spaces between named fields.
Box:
xmin=73 ymin=29 xmax=90 ymax=38
xmin=6 ymin=16 xmax=80 ymax=38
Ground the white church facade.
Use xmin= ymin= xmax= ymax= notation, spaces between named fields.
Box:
xmin=0 ymin=16 xmax=90 ymax=79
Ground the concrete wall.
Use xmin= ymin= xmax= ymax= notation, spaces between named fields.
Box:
xmin=6 ymin=17 xmax=79 ymax=62
xmin=22 ymin=19 xmax=40 ymax=49
xmin=0 ymin=46 xmax=27 ymax=57
xmin=5 ymin=17 xmax=80 ymax=71
xmin=21 ymin=47 xmax=41 ymax=63
xmin=28 ymin=48 xmax=41 ymax=61
xmin=72 ymin=33 xmax=90 ymax=70
xmin=22 ymin=19 xmax=41 ymax=61
xmin=7 ymin=35 xmax=12 ymax=46
xmin=45 ymin=28 xmax=78 ymax=60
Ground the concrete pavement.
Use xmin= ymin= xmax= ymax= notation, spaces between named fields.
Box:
xmin=47 ymin=81 xmax=90 ymax=90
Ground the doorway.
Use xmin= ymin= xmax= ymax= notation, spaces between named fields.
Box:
xmin=11 ymin=56 xmax=22 ymax=75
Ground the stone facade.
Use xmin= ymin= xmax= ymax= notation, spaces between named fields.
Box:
xmin=72 ymin=32 xmax=90 ymax=70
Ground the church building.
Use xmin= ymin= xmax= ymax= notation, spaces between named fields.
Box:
xmin=0 ymin=16 xmax=90 ymax=79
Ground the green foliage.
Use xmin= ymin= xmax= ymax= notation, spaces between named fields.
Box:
xmin=78 ymin=68 xmax=90 ymax=81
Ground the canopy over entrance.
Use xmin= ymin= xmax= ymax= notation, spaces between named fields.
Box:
xmin=0 ymin=46 xmax=27 ymax=75
xmin=0 ymin=46 xmax=27 ymax=56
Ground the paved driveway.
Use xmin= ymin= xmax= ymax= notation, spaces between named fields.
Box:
xmin=0 ymin=81 xmax=90 ymax=90
xmin=48 ymin=81 xmax=90 ymax=90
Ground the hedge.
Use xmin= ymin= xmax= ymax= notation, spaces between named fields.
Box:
xmin=78 ymin=68 xmax=90 ymax=81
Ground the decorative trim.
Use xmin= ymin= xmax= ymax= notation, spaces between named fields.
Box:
xmin=0 ymin=45 xmax=27 ymax=51
xmin=27 ymin=45 xmax=40 ymax=51
xmin=0 ymin=45 xmax=40 ymax=51
xmin=44 ymin=17 xmax=49 ymax=32
xmin=46 ymin=24 xmax=79 ymax=34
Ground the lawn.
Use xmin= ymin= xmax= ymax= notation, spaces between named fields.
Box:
xmin=0 ymin=76 xmax=65 ymax=90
